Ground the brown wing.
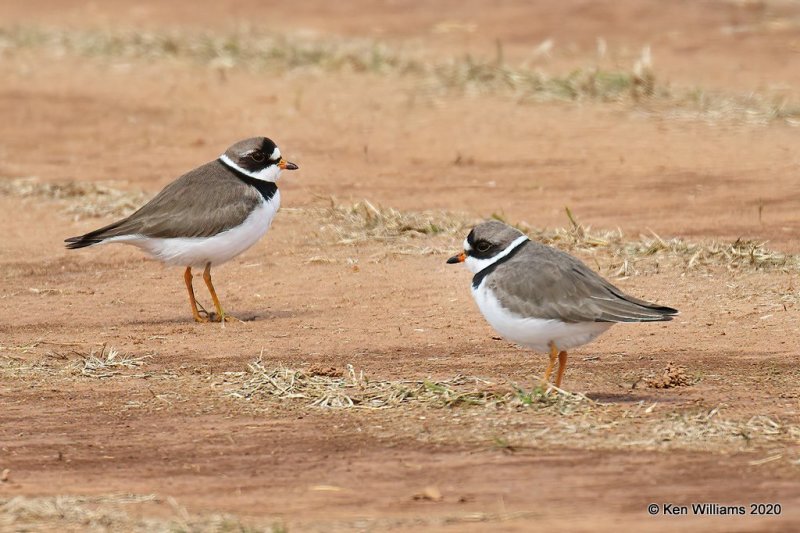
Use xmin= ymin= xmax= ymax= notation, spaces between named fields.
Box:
xmin=486 ymin=242 xmax=678 ymax=323
xmin=65 ymin=161 xmax=263 ymax=248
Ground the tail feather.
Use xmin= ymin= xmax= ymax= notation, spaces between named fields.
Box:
xmin=590 ymin=297 xmax=678 ymax=323
xmin=606 ymin=285 xmax=679 ymax=322
xmin=64 ymin=219 xmax=127 ymax=249
xmin=616 ymin=301 xmax=679 ymax=323
xmin=64 ymin=235 xmax=105 ymax=249
xmin=624 ymin=299 xmax=679 ymax=321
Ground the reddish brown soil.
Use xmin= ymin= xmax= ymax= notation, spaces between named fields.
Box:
xmin=1 ymin=1 xmax=800 ymax=531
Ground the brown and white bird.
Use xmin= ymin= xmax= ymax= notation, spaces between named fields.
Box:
xmin=65 ymin=137 xmax=298 ymax=322
xmin=447 ymin=220 xmax=677 ymax=390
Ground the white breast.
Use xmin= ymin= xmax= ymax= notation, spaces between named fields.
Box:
xmin=471 ymin=279 xmax=612 ymax=353
xmin=110 ymin=191 xmax=280 ymax=268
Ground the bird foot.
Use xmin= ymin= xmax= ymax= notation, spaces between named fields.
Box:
xmin=208 ymin=312 xmax=243 ymax=323
xmin=536 ymin=385 xmax=558 ymax=397
xmin=191 ymin=307 xmax=242 ymax=323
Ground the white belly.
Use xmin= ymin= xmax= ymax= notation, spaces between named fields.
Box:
xmin=472 ymin=280 xmax=612 ymax=353
xmin=110 ymin=192 xmax=279 ymax=267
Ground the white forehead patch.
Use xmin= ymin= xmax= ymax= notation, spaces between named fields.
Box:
xmin=270 ymin=147 xmax=281 ymax=161
xmin=463 ymin=238 xmax=472 ymax=252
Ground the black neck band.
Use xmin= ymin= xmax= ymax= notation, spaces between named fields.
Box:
xmin=471 ymin=240 xmax=527 ymax=289
xmin=221 ymin=159 xmax=278 ymax=202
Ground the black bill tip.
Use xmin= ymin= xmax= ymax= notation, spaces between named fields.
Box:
xmin=446 ymin=253 xmax=464 ymax=264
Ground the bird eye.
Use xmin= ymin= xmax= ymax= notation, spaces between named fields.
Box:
xmin=476 ymin=241 xmax=491 ymax=253
xmin=250 ymin=151 xmax=265 ymax=163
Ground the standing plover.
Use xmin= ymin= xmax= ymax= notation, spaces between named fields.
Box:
xmin=65 ymin=137 xmax=298 ymax=322
xmin=448 ymin=220 xmax=677 ymax=390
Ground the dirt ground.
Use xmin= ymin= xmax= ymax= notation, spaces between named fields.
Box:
xmin=1 ymin=1 xmax=800 ymax=531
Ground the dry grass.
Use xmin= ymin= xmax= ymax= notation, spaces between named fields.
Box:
xmin=0 ymin=177 xmax=147 ymax=219
xmin=2 ymin=26 xmax=799 ymax=124
xmin=225 ymin=357 xmax=589 ymax=412
xmin=0 ymin=494 xmax=157 ymax=532
xmin=0 ymin=343 xmax=154 ymax=380
xmin=466 ymin=401 xmax=800 ymax=456
xmin=307 ymin=200 xmax=798 ymax=273
xmin=72 ymin=344 xmax=149 ymax=379
xmin=0 ymin=493 xmax=539 ymax=531
xmin=649 ymin=410 xmax=786 ymax=446
xmin=3 ymin=173 xmax=794 ymax=274
xmin=0 ymin=493 xmax=279 ymax=533
xmin=495 ymin=209 xmax=799 ymax=274
xmin=308 ymin=198 xmax=471 ymax=244
xmin=0 ymin=354 xmax=61 ymax=378
xmin=221 ymin=360 xmax=800 ymax=457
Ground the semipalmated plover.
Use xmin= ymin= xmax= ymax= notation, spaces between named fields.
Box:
xmin=65 ymin=137 xmax=298 ymax=322
xmin=448 ymin=220 xmax=677 ymax=390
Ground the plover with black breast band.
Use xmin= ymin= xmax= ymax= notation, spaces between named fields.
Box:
xmin=65 ymin=136 xmax=298 ymax=323
xmin=448 ymin=220 xmax=678 ymax=390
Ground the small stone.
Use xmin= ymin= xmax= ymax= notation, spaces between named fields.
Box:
xmin=413 ymin=486 xmax=443 ymax=502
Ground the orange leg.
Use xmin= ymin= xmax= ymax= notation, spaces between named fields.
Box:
xmin=541 ymin=341 xmax=560 ymax=388
xmin=554 ymin=351 xmax=568 ymax=389
xmin=184 ymin=267 xmax=207 ymax=323
xmin=202 ymin=263 xmax=224 ymax=322
xmin=203 ymin=263 xmax=236 ymax=322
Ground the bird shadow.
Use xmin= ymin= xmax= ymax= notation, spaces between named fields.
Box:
xmin=120 ymin=307 xmax=314 ymax=326
xmin=584 ymin=391 xmax=687 ymax=404
xmin=247 ymin=306 xmax=325 ymax=321
xmin=225 ymin=308 xmax=304 ymax=322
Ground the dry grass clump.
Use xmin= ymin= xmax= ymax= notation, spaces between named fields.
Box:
xmin=226 ymin=358 xmax=589 ymax=411
xmin=227 ymin=360 xmax=800 ymax=455
xmin=314 ymin=199 xmax=471 ymax=244
xmin=0 ymin=354 xmax=61 ymax=378
xmin=72 ymin=344 xmax=149 ymax=378
xmin=429 ymin=48 xmax=659 ymax=103
xmin=1 ymin=343 xmax=161 ymax=381
xmin=3 ymin=26 xmax=799 ymax=124
xmin=619 ymin=236 xmax=791 ymax=272
xmin=0 ymin=494 xmax=156 ymax=532
xmin=0 ymin=177 xmax=147 ymax=219
xmin=664 ymin=89 xmax=800 ymax=126
xmin=482 ymin=403 xmax=800 ymax=455
xmin=317 ymin=202 xmax=797 ymax=273
xmin=649 ymin=409 xmax=790 ymax=446
xmin=0 ymin=494 xmax=274 ymax=532
xmin=308 ymin=200 xmax=798 ymax=273
xmin=501 ymin=209 xmax=798 ymax=274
